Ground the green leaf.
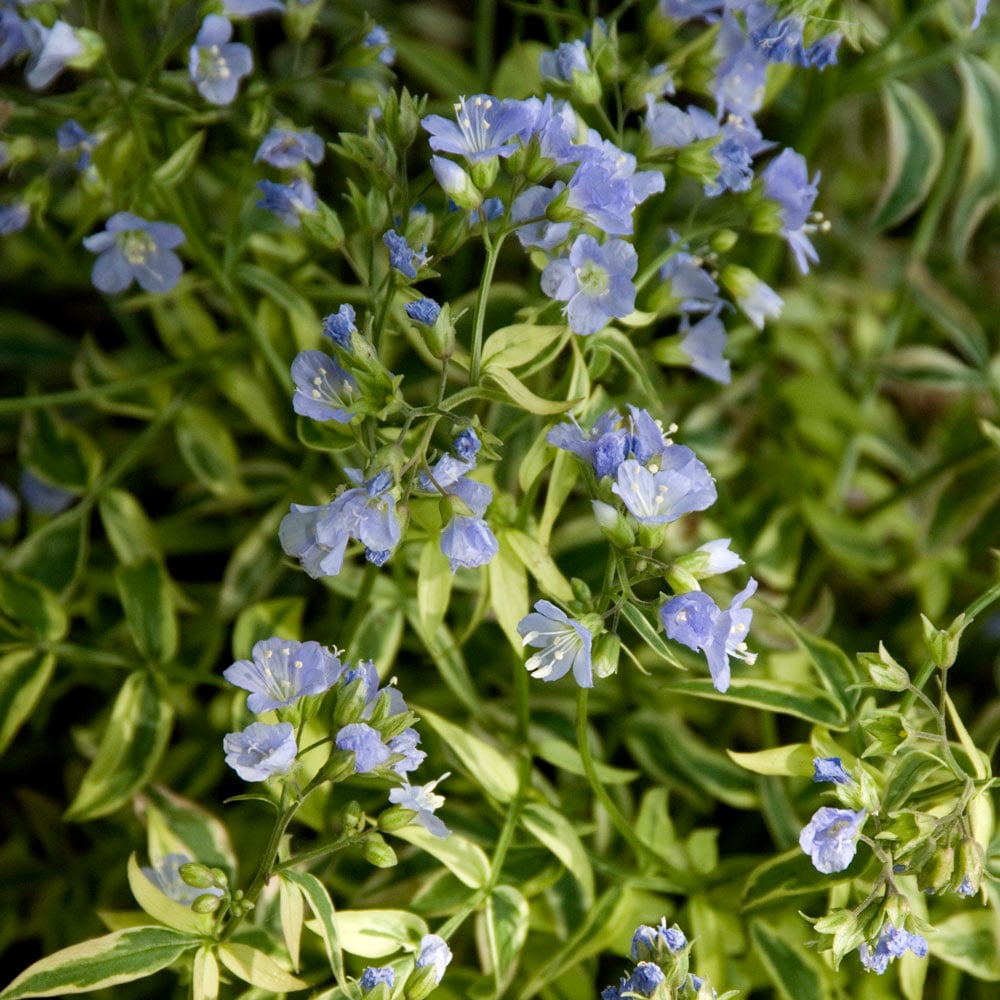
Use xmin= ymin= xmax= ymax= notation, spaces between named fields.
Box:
xmin=583 ymin=328 xmax=657 ymax=399
xmin=328 ymin=909 xmax=427 ymax=959
xmin=20 ymin=408 xmax=102 ymax=491
xmin=879 ymin=345 xmax=983 ymax=389
xmin=417 ymin=706 xmax=518 ymax=803
xmin=219 ymin=365 xmax=294 ymax=447
xmin=192 ymin=946 xmax=218 ymax=1000
xmin=418 ymin=539 xmax=452 ymax=638
xmin=8 ymin=512 xmax=88 ymax=595
xmin=929 ymin=908 xmax=1000 ymax=980
xmin=533 ymin=737 xmax=638 ymax=784
xmin=115 ymin=558 xmax=178 ymax=663
xmin=742 ymin=847 xmax=854 ymax=914
xmin=873 ymin=80 xmax=944 ymax=231
xmin=907 ymin=261 xmax=989 ymax=368
xmin=483 ymin=366 xmax=579 ymax=415
xmin=279 ymin=870 xmax=344 ymax=983
xmin=488 ymin=531 xmax=529 ymax=652
xmin=538 ymin=448 xmax=578 ymax=548
xmin=216 ymin=943 xmax=307 ymax=992
xmin=175 ymin=406 xmax=244 ymax=498
xmin=143 ymin=786 xmax=237 ymax=876
xmin=481 ymin=324 xmax=568 ymax=370
xmin=521 ymin=802 xmax=594 ymax=905
xmin=727 ymin=743 xmax=815 ymax=777
xmin=153 ymin=131 xmax=206 ymax=188
xmin=619 ymin=601 xmax=685 ymax=668
xmin=390 ymin=824 xmax=491 ymax=889
xmin=478 ymin=885 xmax=529 ymax=994
xmin=350 ymin=601 xmax=405 ymax=666
xmin=0 ymin=570 xmax=67 ymax=642
xmin=405 ymin=611 xmax=480 ymax=712
xmin=0 ymin=649 xmax=56 ymax=757
xmin=218 ymin=506 xmax=284 ymax=620
xmin=504 ymin=529 xmax=574 ymax=603
xmin=750 ymin=921 xmax=832 ymax=1000
xmin=232 ymin=597 xmax=306 ymax=660
xmin=125 ymin=854 xmax=211 ymax=936
xmin=279 ymin=877 xmax=303 ymax=973
xmin=65 ymin=672 xmax=174 ymax=821
xmin=0 ymin=926 xmax=196 ymax=999
xmin=98 ymin=490 xmax=161 ymax=565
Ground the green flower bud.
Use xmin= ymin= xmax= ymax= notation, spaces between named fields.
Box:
xmin=469 ymin=156 xmax=499 ymax=192
xmin=210 ymin=868 xmax=229 ymax=889
xmin=664 ymin=565 xmax=701 ymax=595
xmin=335 ymin=676 xmax=370 ymax=727
xmin=951 ymin=836 xmax=985 ymax=897
xmin=710 ymin=229 xmax=738 ymax=253
xmin=362 ymin=833 xmax=398 ymax=868
xmin=921 ymin=612 xmax=966 ymax=670
xmin=592 ymin=500 xmax=635 ymax=548
xmin=570 ymin=67 xmax=603 ymax=105
xmin=284 ymin=0 xmax=322 ymax=40
xmin=191 ymin=892 xmax=222 ymax=914
xmin=301 ymin=202 xmax=345 ymax=247
xmin=178 ymin=863 xmax=217 ymax=890
xmin=424 ymin=303 xmax=456 ymax=360
xmin=591 ymin=632 xmax=621 ymax=679
xmin=404 ymin=963 xmax=439 ymax=1000
xmin=750 ymin=199 xmax=784 ymax=235
xmin=378 ymin=804 xmax=418 ymax=832
xmin=676 ymin=138 xmax=722 ymax=185
xmin=324 ymin=749 xmax=360 ymax=785
xmin=917 ymin=845 xmax=954 ymax=893
xmin=341 ymin=800 xmax=363 ymax=829
xmin=859 ymin=642 xmax=909 ymax=691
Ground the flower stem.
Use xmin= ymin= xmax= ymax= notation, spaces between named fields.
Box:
xmin=468 ymin=230 xmax=508 ymax=385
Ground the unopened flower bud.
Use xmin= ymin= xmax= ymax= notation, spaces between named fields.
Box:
xmin=859 ymin=642 xmax=909 ymax=691
xmin=952 ymin=837 xmax=985 ymax=897
xmin=334 ymin=677 xmax=369 ymax=726
xmin=592 ymin=500 xmax=635 ymax=548
xmin=341 ymin=800 xmax=363 ymax=829
xmin=378 ymin=804 xmax=418 ymax=832
xmin=591 ymin=632 xmax=621 ymax=679
xmin=921 ymin=612 xmax=965 ymax=670
xmin=404 ymin=963 xmax=439 ymax=1000
xmin=179 ymin=863 xmax=217 ymax=890
xmin=362 ymin=833 xmax=398 ymax=868
xmin=917 ymin=845 xmax=954 ymax=893
xmin=430 ymin=156 xmax=482 ymax=211
xmin=192 ymin=892 xmax=222 ymax=914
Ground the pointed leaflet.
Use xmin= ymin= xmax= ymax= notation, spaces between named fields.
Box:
xmin=216 ymin=944 xmax=307 ymax=992
xmin=279 ymin=869 xmax=345 ymax=982
xmin=0 ymin=650 xmax=56 ymax=757
xmin=125 ymin=854 xmax=212 ymax=936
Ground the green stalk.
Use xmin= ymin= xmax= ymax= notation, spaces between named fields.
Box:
xmin=469 ymin=231 xmax=508 ymax=385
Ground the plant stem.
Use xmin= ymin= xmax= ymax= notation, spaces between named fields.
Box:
xmin=469 ymin=231 xmax=508 ymax=385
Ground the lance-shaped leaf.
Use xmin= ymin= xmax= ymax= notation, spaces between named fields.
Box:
xmin=115 ymin=558 xmax=178 ymax=663
xmin=125 ymin=854 xmax=212 ymax=936
xmin=216 ymin=944 xmax=307 ymax=992
xmin=279 ymin=869 xmax=344 ymax=982
xmin=391 ymin=823 xmax=491 ymax=889
xmin=0 ymin=649 xmax=56 ymax=757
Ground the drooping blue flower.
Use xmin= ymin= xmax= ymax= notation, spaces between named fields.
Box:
xmin=798 ymin=806 xmax=865 ymax=874
xmin=387 ymin=728 xmax=426 ymax=774
xmin=22 ymin=18 xmax=83 ymax=90
xmin=336 ymin=722 xmax=392 ymax=773
xmin=189 ymin=15 xmax=252 ymax=106
xmin=388 ymin=774 xmax=451 ymax=838
xmin=691 ymin=538 xmax=743 ymax=576
xmin=632 ymin=919 xmax=687 ymax=961
xmin=612 ymin=448 xmax=718 ymax=526
xmin=415 ymin=934 xmax=453 ymax=984
xmin=257 ymin=178 xmax=317 ymax=227
xmin=223 ymin=636 xmax=343 ymax=714
xmin=0 ymin=10 xmax=30 ymax=71
xmin=404 ymin=298 xmax=441 ymax=325
xmin=291 ymin=350 xmax=357 ymax=422
xmin=660 ymin=248 xmax=721 ymax=315
xmin=83 ymin=212 xmax=185 ymax=294
xmin=813 ymin=756 xmax=852 ymax=785
xmin=973 ymin=0 xmax=990 ymax=28
xmin=322 ymin=304 xmax=357 ymax=349
xmin=678 ymin=311 xmax=731 ymax=384
xmin=383 ymin=229 xmax=428 ymax=278
xmin=430 ymin=155 xmax=481 ymax=209
xmin=223 ymin=721 xmax=297 ymax=781
xmin=453 ymin=427 xmax=481 ymax=462
xmin=723 ymin=266 xmax=783 ymax=328
xmin=254 ymin=127 xmax=324 ymax=168
xmin=539 ymin=39 xmax=589 ymax=81
xmin=364 ymin=24 xmax=395 ymax=66
xmin=441 ymin=514 xmax=499 ymax=572
xmin=0 ymin=202 xmax=29 ymax=234
xmin=511 ymin=182 xmax=572 ymax=251
xmin=421 ymin=94 xmax=541 ymax=161
xmin=359 ymin=965 xmax=396 ymax=991
xmin=141 ymin=853 xmax=225 ymax=906
xmin=659 ymin=0 xmax=724 ymax=22
xmin=223 ymin=0 xmax=285 ymax=16
xmin=517 ymin=600 xmax=594 ymax=687
xmin=957 ymin=875 xmax=976 ymax=896
xmin=660 ymin=578 xmax=757 ymax=692
xmin=859 ymin=924 xmax=927 ymax=974
xmin=57 ymin=119 xmax=100 ymax=170
xmin=713 ymin=13 xmax=768 ymax=118
xmin=762 ymin=148 xmax=820 ymax=273
xmin=626 ymin=962 xmax=666 ymax=997
xmin=541 ymin=234 xmax=638 ymax=335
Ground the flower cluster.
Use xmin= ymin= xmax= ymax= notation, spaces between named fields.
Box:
xmin=858 ymin=924 xmax=928 ymax=975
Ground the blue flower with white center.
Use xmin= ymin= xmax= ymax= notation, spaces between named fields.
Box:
xmin=336 ymin=722 xmax=391 ymax=773
xmin=541 ymin=234 xmax=638 ymax=335
xmin=23 ymin=18 xmax=83 ymax=90
xmin=359 ymin=966 xmax=395 ymax=991
xmin=511 ymin=182 xmax=572 ymax=251
xmin=257 ymin=178 xmax=317 ymax=227
xmin=612 ymin=447 xmax=718 ymax=526
xmin=798 ymin=806 xmax=865 ymax=874
xmin=404 ymin=298 xmax=441 ymax=325
xmin=223 ymin=637 xmax=343 ymax=714
xmin=291 ymin=350 xmax=357 ymax=422
xmin=441 ymin=514 xmax=498 ymax=572
xmin=421 ymin=94 xmax=541 ymax=161
xmin=364 ymin=24 xmax=395 ymax=66
xmin=517 ymin=600 xmax=595 ymax=687
xmin=416 ymin=934 xmax=452 ymax=984
xmin=660 ymin=578 xmax=757 ymax=692
xmin=83 ymin=212 xmax=185 ymax=294
xmin=762 ymin=148 xmax=821 ymax=273
xmin=678 ymin=311 xmax=731 ymax=384
xmin=565 ymin=137 xmax=665 ymax=235
xmin=223 ymin=721 xmax=297 ymax=781
xmin=57 ymin=119 xmax=100 ymax=170
xmin=383 ymin=229 xmax=428 ymax=278
xmin=322 ymin=304 xmax=357 ymax=348
xmin=0 ymin=202 xmax=29 ymax=234
xmin=813 ymin=756 xmax=852 ymax=785
xmin=388 ymin=774 xmax=451 ymax=838
xmin=858 ymin=924 xmax=927 ymax=974
xmin=254 ymin=127 xmax=324 ymax=168
xmin=189 ymin=15 xmax=252 ymax=106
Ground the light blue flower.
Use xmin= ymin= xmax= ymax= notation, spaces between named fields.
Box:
xmin=626 ymin=962 xmax=665 ymax=996
xmin=142 ymin=853 xmax=224 ymax=906
xmin=660 ymin=248 xmax=721 ymax=315
xmin=388 ymin=774 xmax=451 ymax=838
xmin=415 ymin=934 xmax=453 ymax=984
xmin=383 ymin=229 xmax=428 ymax=278
xmin=762 ymin=148 xmax=820 ymax=273
xmin=0 ymin=202 xmax=29 ymax=234
xmin=539 ymin=39 xmax=589 ymax=81
xmin=57 ymin=119 xmax=100 ymax=170
xmin=23 ymin=18 xmax=83 ymax=90
xmin=19 ymin=470 xmax=74 ymax=514
xmin=387 ymin=728 xmax=426 ymax=774
xmin=798 ymin=806 xmax=865 ymax=874
xmin=713 ymin=13 xmax=768 ymax=118
xmin=659 ymin=0 xmax=723 ymax=22
xmin=660 ymin=579 xmax=757 ymax=692
xmin=441 ymin=514 xmax=498 ymax=572
xmin=517 ymin=600 xmax=594 ymax=687
xmin=421 ymin=94 xmax=541 ymax=161
xmin=254 ymin=127 xmax=324 ymax=167
xmin=322 ymin=304 xmax=357 ymax=348
xmin=612 ymin=450 xmax=718 ymax=526
xmin=223 ymin=0 xmax=285 ymax=16
xmin=678 ymin=312 xmax=731 ymax=384
xmin=512 ymin=182 xmax=572 ymax=251
xmin=541 ymin=234 xmax=637 ymax=335
xmin=859 ymin=924 xmax=927 ymax=974
xmin=359 ymin=965 xmax=395 ymax=991
xmin=223 ymin=636 xmax=343 ymax=714
xmin=83 ymin=213 xmax=185 ymax=294
xmin=189 ymin=15 xmax=252 ymax=106
xmin=364 ymin=25 xmax=394 ymax=66
xmin=223 ymin=721 xmax=297 ymax=781
xmin=405 ymin=298 xmax=441 ymax=325
xmin=0 ymin=10 xmax=30 ymax=71
xmin=257 ymin=178 xmax=317 ymax=227
xmin=291 ymin=350 xmax=357 ymax=422
xmin=631 ymin=919 xmax=687 ymax=961
xmin=813 ymin=756 xmax=852 ymax=785
xmin=336 ymin=722 xmax=391 ymax=773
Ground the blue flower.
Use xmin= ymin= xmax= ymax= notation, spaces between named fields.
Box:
xmin=254 ymin=127 xmax=324 ymax=168
xmin=713 ymin=13 xmax=768 ymax=118
xmin=632 ymin=919 xmax=687 ymax=961
xmin=364 ymin=24 xmax=395 ymax=66
xmin=660 ymin=244 xmax=721 ymax=316
xmin=416 ymin=934 xmax=452 ymax=984
xmin=626 ymin=962 xmax=665 ymax=996
xmin=813 ymin=756 xmax=851 ymax=785
xmin=189 ymin=15 xmax=252 ymax=106
xmin=387 ymin=728 xmax=426 ymax=774
xmin=359 ymin=965 xmax=395 ymax=991
xmin=973 ymin=0 xmax=990 ymax=28
xmin=23 ymin=19 xmax=83 ymax=90
xmin=430 ymin=155 xmax=481 ymax=210
xmin=798 ymin=806 xmax=865 ymax=874
xmin=19 ymin=470 xmax=75 ymax=514
xmin=336 ymin=722 xmax=392 ymax=773
xmin=223 ymin=721 xmax=297 ymax=781
xmin=223 ymin=637 xmax=343 ymax=714
xmin=0 ymin=10 xmax=30 ymax=71
xmin=859 ymin=924 xmax=927 ymax=974
xmin=441 ymin=514 xmax=498 ymax=572
xmin=660 ymin=579 xmax=757 ymax=692
xmin=517 ymin=600 xmax=594 ymax=687
xmin=142 ymin=853 xmax=224 ymax=905
xmin=388 ymin=774 xmax=451 ymax=838
xmin=291 ymin=350 xmax=357 ymax=422
xmin=257 ymin=178 xmax=317 ymax=227
xmin=722 ymin=265 xmax=783 ymax=328
xmin=547 ymin=406 xmax=669 ymax=480
xmin=512 ymin=182 xmax=572 ymax=251
xmin=57 ymin=119 xmax=100 ymax=170
xmin=541 ymin=234 xmax=637 ymax=335
xmin=383 ymin=229 xmax=428 ymax=278
xmin=453 ymin=427 xmax=481 ymax=462
xmin=322 ymin=304 xmax=357 ymax=348
xmin=405 ymin=298 xmax=441 ymax=325
xmin=762 ymin=149 xmax=821 ymax=273
xmin=659 ymin=0 xmax=724 ymax=22
xmin=0 ymin=483 xmax=19 ymax=523
xmin=0 ymin=202 xmax=29 ymax=234
xmin=223 ymin=0 xmax=285 ymax=16
xmin=540 ymin=39 xmax=589 ymax=81
xmin=678 ymin=312 xmax=731 ymax=384
xmin=83 ymin=213 xmax=185 ymax=294
xmin=421 ymin=94 xmax=540 ymax=161
xmin=612 ymin=449 xmax=718 ymax=526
